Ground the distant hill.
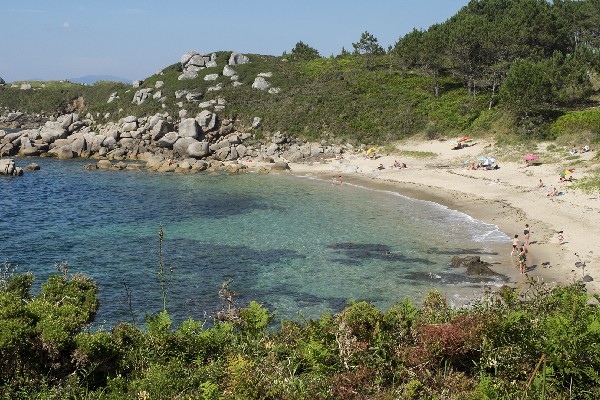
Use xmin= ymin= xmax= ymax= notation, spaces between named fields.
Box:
xmin=69 ymin=75 xmax=131 ymax=85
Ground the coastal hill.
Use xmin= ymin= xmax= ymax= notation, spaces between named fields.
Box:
xmin=1 ymin=0 xmax=599 ymax=153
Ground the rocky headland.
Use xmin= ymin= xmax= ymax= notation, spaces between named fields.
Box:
xmin=0 ymin=51 xmax=344 ymax=175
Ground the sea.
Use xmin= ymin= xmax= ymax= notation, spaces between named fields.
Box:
xmin=0 ymin=153 xmax=512 ymax=329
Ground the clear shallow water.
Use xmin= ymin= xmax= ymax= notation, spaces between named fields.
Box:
xmin=0 ymin=157 xmax=510 ymax=328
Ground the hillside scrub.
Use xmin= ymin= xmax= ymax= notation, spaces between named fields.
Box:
xmin=2 ymin=0 xmax=600 ymax=145
xmin=1 ymin=267 xmax=599 ymax=399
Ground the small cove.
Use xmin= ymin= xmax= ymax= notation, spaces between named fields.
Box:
xmin=0 ymin=157 xmax=512 ymax=327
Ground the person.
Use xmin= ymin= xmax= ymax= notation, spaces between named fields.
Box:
xmin=557 ymin=230 xmax=564 ymax=245
xmin=518 ymin=246 xmax=527 ymax=274
xmin=377 ymin=163 xmax=385 ymax=170
xmin=546 ymin=187 xmax=559 ymax=197
xmin=536 ymin=179 xmax=544 ymax=188
xmin=339 ymin=175 xmax=343 ymax=185
xmin=511 ymin=234 xmax=519 ymax=256
xmin=523 ymin=224 xmax=531 ymax=247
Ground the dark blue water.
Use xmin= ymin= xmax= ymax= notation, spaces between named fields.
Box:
xmin=0 ymin=157 xmax=510 ymax=328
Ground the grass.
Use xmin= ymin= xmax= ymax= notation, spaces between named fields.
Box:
xmin=574 ymin=166 xmax=600 ymax=193
xmin=396 ymin=150 xmax=438 ymax=159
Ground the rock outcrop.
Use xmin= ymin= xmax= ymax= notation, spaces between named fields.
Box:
xmin=450 ymin=256 xmax=503 ymax=278
xmin=2 ymin=49 xmax=353 ymax=174
xmin=0 ymin=159 xmax=23 ymax=176
xmin=229 ymin=52 xmax=249 ymax=65
xmin=179 ymin=51 xmax=216 ymax=80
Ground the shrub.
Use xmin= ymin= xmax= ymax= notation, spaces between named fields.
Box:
xmin=239 ymin=301 xmax=273 ymax=338
xmin=407 ymin=314 xmax=485 ymax=372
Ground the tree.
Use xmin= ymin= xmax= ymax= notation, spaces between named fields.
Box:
xmin=352 ymin=31 xmax=385 ymax=69
xmin=393 ymin=28 xmax=425 ymax=70
xmin=446 ymin=12 xmax=490 ymax=95
xmin=545 ymin=50 xmax=593 ymax=104
xmin=352 ymin=31 xmax=385 ymax=56
xmin=500 ymin=58 xmax=553 ymax=113
xmin=288 ymin=41 xmax=321 ymax=61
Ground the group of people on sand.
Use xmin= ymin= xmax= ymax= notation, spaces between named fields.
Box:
xmin=569 ymin=145 xmax=590 ymax=155
xmin=511 ymin=223 xmax=532 ymax=274
xmin=537 ymin=174 xmax=575 ymax=197
xmin=466 ymin=162 xmax=499 ymax=171
xmin=546 ymin=187 xmax=560 ymax=197
xmin=377 ymin=161 xmax=408 ymax=170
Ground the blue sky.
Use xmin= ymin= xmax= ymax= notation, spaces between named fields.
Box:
xmin=1 ymin=0 xmax=469 ymax=82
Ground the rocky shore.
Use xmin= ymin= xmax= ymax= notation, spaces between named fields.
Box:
xmin=0 ymin=110 xmax=345 ymax=175
xmin=1 ymin=50 xmax=347 ymax=175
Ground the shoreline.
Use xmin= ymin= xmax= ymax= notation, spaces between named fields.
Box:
xmin=6 ymin=138 xmax=599 ymax=298
xmin=285 ymin=140 xmax=600 ymax=297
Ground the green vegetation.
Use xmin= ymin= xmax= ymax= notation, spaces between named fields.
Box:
xmin=1 ymin=1 xmax=599 ymax=146
xmin=395 ymin=150 xmax=438 ymax=159
xmin=1 ymin=266 xmax=599 ymax=399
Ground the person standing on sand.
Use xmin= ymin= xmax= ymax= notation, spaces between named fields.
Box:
xmin=518 ymin=246 xmax=527 ymax=274
xmin=524 ymin=224 xmax=531 ymax=246
xmin=511 ymin=234 xmax=519 ymax=256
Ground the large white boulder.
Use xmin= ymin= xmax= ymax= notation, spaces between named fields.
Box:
xmin=229 ymin=52 xmax=249 ymax=65
xmin=252 ymin=77 xmax=271 ymax=90
xmin=173 ymin=137 xmax=199 ymax=157
xmin=178 ymin=118 xmax=200 ymax=139
xmin=187 ymin=141 xmax=210 ymax=158
xmin=157 ymin=132 xmax=179 ymax=148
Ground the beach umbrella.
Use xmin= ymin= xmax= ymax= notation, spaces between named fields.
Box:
xmin=366 ymin=147 xmax=377 ymax=155
xmin=524 ymin=154 xmax=539 ymax=161
xmin=559 ymin=168 xmax=574 ymax=176
xmin=448 ymin=138 xmax=459 ymax=146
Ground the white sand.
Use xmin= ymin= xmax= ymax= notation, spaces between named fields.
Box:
xmin=281 ymin=139 xmax=600 ymax=295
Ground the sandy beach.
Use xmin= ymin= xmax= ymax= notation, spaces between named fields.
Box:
xmin=285 ymin=139 xmax=600 ymax=296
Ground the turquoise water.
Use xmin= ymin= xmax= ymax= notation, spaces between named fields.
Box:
xmin=0 ymin=157 xmax=510 ymax=327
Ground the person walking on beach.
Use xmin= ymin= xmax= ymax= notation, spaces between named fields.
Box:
xmin=511 ymin=234 xmax=519 ymax=256
xmin=523 ymin=224 xmax=531 ymax=247
xmin=518 ymin=246 xmax=527 ymax=274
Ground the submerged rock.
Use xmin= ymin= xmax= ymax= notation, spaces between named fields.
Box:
xmin=450 ymin=255 xmax=501 ymax=277
xmin=25 ymin=163 xmax=40 ymax=171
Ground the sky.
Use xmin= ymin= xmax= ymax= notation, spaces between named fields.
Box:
xmin=0 ymin=0 xmax=470 ymax=82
